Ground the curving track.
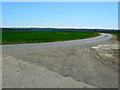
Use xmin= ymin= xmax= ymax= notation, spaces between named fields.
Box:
xmin=2 ymin=33 xmax=118 ymax=88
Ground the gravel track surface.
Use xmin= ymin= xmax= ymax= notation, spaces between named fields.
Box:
xmin=2 ymin=33 xmax=118 ymax=88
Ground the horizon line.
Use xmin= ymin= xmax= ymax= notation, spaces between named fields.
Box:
xmin=0 ymin=26 xmax=118 ymax=30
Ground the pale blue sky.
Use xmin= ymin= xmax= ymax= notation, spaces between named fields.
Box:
xmin=2 ymin=2 xmax=118 ymax=28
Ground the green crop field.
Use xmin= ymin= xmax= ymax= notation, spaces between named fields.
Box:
xmin=2 ymin=30 xmax=99 ymax=44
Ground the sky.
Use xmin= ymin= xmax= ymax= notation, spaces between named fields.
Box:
xmin=1 ymin=0 xmax=120 ymax=2
xmin=2 ymin=2 xmax=118 ymax=29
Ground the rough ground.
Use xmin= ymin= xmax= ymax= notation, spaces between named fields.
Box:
xmin=91 ymin=41 xmax=118 ymax=70
xmin=3 ymin=55 xmax=97 ymax=88
xmin=2 ymin=33 xmax=118 ymax=88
